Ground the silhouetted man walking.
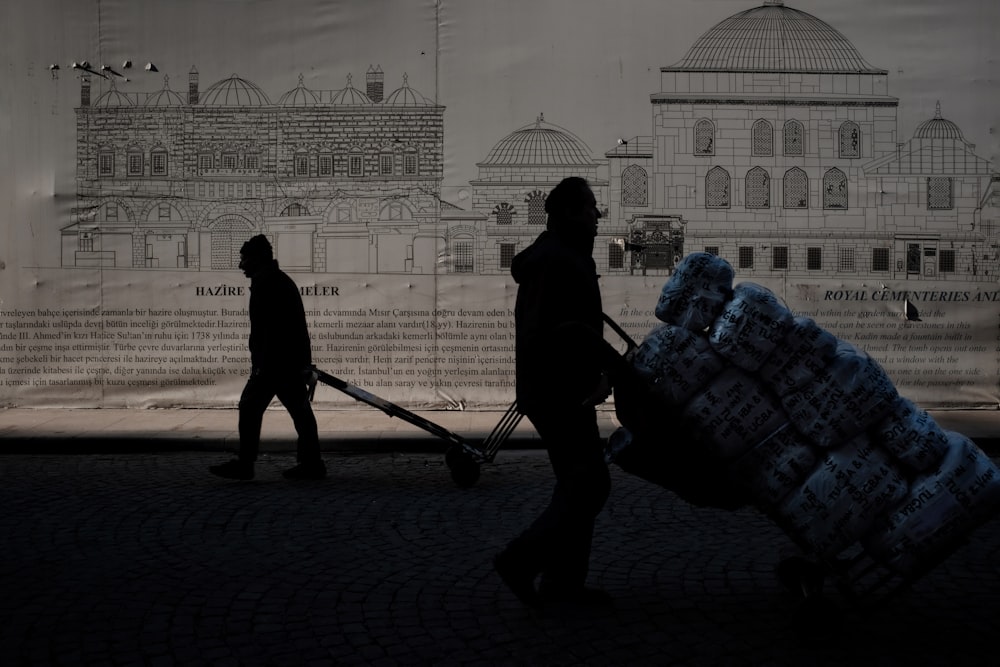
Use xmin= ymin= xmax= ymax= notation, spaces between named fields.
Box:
xmin=210 ymin=234 xmax=325 ymax=481
xmin=494 ymin=177 xmax=627 ymax=608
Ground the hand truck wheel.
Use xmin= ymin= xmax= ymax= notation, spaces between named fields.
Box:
xmin=446 ymin=445 xmax=481 ymax=488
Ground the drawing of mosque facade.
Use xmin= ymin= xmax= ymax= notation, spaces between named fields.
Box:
xmin=65 ymin=1 xmax=997 ymax=281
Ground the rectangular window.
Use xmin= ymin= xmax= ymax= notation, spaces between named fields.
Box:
xmin=404 ymin=153 xmax=417 ymax=176
xmin=106 ymin=203 xmax=118 ymax=221
xmin=772 ymin=246 xmax=788 ymax=270
xmin=151 ymin=152 xmax=167 ymax=176
xmin=380 ymin=154 xmax=393 ymax=176
xmin=928 ymin=177 xmax=953 ymax=210
xmin=245 ymin=154 xmax=259 ymax=171
xmin=349 ymin=155 xmax=363 ymax=177
xmin=98 ymin=152 xmax=114 ymax=177
xmin=704 ymin=246 xmax=719 ymax=256
xmin=319 ymin=155 xmax=333 ymax=177
xmin=295 ymin=155 xmax=309 ymax=177
xmin=79 ymin=234 xmax=94 ymax=252
xmin=128 ymin=153 xmax=143 ymax=176
xmin=838 ymin=247 xmax=856 ymax=273
xmin=198 ymin=154 xmax=213 ymax=173
xmin=453 ymin=242 xmax=473 ymax=273
xmin=158 ymin=204 xmax=171 ymax=220
xmin=222 ymin=153 xmax=238 ymax=170
xmin=939 ymin=249 xmax=956 ymax=273
xmin=500 ymin=243 xmax=516 ymax=269
xmin=872 ymin=247 xmax=890 ymax=272
xmin=807 ymin=247 xmax=822 ymax=271
xmin=608 ymin=240 xmax=625 ymax=270
xmin=738 ymin=246 xmax=754 ymax=269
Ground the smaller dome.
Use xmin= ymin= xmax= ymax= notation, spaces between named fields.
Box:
xmin=277 ymin=74 xmax=320 ymax=106
xmin=383 ymin=73 xmax=432 ymax=106
xmin=329 ymin=74 xmax=372 ymax=105
xmin=200 ymin=74 xmax=271 ymax=106
xmin=480 ymin=114 xmax=595 ymax=167
xmin=914 ymin=102 xmax=964 ymax=140
xmin=144 ymin=75 xmax=186 ymax=106
xmin=93 ymin=79 xmax=134 ymax=107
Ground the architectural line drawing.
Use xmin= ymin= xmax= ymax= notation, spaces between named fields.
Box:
xmin=66 ymin=1 xmax=998 ymax=280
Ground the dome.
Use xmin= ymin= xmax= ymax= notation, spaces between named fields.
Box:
xmin=914 ymin=102 xmax=965 ymax=140
xmin=277 ymin=74 xmax=320 ymax=106
xmin=666 ymin=1 xmax=884 ymax=74
xmin=200 ymin=74 xmax=271 ymax=106
xmin=93 ymin=79 xmax=134 ymax=107
xmin=480 ymin=115 xmax=595 ymax=167
xmin=329 ymin=74 xmax=372 ymax=105
xmin=144 ymin=76 xmax=186 ymax=106
xmin=382 ymin=73 xmax=432 ymax=106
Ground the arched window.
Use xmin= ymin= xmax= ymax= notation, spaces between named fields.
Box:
xmin=706 ymin=167 xmax=730 ymax=208
xmin=493 ymin=202 xmax=515 ymax=225
xmin=694 ymin=119 xmax=714 ymax=155
xmin=525 ymin=191 xmax=546 ymax=225
xmin=823 ymin=168 xmax=848 ymax=209
xmin=752 ymin=119 xmax=773 ymax=157
xmin=622 ymin=165 xmax=648 ymax=206
xmin=784 ymin=120 xmax=804 ymax=156
xmin=280 ymin=203 xmax=309 ymax=216
xmin=783 ymin=168 xmax=809 ymax=208
xmin=745 ymin=167 xmax=770 ymax=209
xmin=838 ymin=121 xmax=861 ymax=158
xmin=380 ymin=201 xmax=412 ymax=221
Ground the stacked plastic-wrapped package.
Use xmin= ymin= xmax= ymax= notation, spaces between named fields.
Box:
xmin=611 ymin=252 xmax=1000 ymax=576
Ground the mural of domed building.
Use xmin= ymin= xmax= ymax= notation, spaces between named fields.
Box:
xmin=605 ymin=0 xmax=996 ymax=280
xmin=64 ymin=66 xmax=445 ymax=274
xmin=460 ymin=115 xmax=611 ymax=274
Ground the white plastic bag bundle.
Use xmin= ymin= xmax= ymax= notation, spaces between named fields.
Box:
xmin=776 ymin=434 xmax=909 ymax=558
xmin=862 ymin=432 xmax=1000 ymax=574
xmin=630 ymin=323 xmax=726 ymax=405
xmin=654 ymin=252 xmax=734 ymax=332
xmin=757 ymin=316 xmax=839 ymax=397
xmin=782 ymin=341 xmax=898 ymax=448
xmin=682 ymin=367 xmax=787 ymax=461
xmin=871 ymin=396 xmax=950 ymax=472
xmin=729 ymin=423 xmax=819 ymax=509
xmin=708 ymin=282 xmax=794 ymax=371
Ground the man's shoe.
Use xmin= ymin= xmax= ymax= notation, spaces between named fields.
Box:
xmin=538 ymin=583 xmax=613 ymax=607
xmin=209 ymin=459 xmax=254 ymax=481
xmin=493 ymin=552 xmax=542 ymax=609
xmin=282 ymin=462 xmax=327 ymax=480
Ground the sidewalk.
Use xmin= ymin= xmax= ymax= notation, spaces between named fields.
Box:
xmin=1 ymin=406 xmax=998 ymax=454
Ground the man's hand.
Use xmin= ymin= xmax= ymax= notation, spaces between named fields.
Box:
xmin=581 ymin=373 xmax=612 ymax=407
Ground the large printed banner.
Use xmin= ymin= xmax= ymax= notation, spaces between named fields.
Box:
xmin=2 ymin=0 xmax=998 ymax=409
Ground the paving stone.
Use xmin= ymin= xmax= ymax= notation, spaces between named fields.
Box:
xmin=0 ymin=450 xmax=998 ymax=665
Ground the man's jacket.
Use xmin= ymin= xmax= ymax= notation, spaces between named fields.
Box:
xmin=248 ymin=260 xmax=312 ymax=375
xmin=511 ymin=229 xmax=606 ymax=413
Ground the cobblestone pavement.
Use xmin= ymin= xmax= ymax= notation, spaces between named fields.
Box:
xmin=1 ymin=451 xmax=998 ymax=666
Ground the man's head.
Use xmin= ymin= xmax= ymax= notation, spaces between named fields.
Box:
xmin=239 ymin=234 xmax=272 ymax=278
xmin=545 ymin=177 xmax=601 ymax=239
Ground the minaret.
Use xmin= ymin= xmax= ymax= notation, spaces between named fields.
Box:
xmin=366 ymin=64 xmax=384 ymax=103
xmin=188 ymin=67 xmax=199 ymax=104
xmin=81 ymin=74 xmax=91 ymax=107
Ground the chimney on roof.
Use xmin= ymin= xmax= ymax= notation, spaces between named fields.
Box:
xmin=81 ymin=74 xmax=91 ymax=107
xmin=188 ymin=67 xmax=199 ymax=105
xmin=366 ymin=64 xmax=384 ymax=103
